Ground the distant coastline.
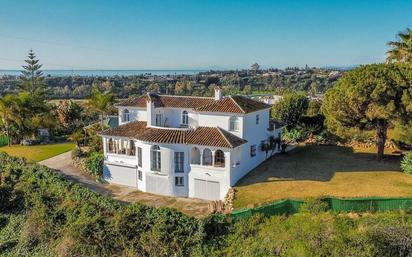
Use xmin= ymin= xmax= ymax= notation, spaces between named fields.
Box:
xmin=0 ymin=69 xmax=206 ymax=77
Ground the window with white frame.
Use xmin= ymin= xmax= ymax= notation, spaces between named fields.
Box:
xmin=174 ymin=152 xmax=184 ymax=173
xmin=175 ymin=176 xmax=184 ymax=187
xmin=151 ymin=145 xmax=161 ymax=171
xmin=155 ymin=114 xmax=162 ymax=127
xmin=250 ymin=145 xmax=256 ymax=157
xmin=256 ymin=114 xmax=259 ymax=124
xmin=137 ymin=147 xmax=142 ymax=167
xmin=181 ymin=110 xmax=188 ymax=127
xmin=123 ymin=109 xmax=130 ymax=122
xmin=229 ymin=116 xmax=240 ymax=131
xmin=138 ymin=170 xmax=142 ymax=181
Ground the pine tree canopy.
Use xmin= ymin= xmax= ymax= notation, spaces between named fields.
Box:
xmin=19 ymin=49 xmax=45 ymax=95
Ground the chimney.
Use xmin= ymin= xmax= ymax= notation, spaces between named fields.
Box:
xmin=214 ymin=86 xmax=222 ymax=100
xmin=146 ymin=93 xmax=154 ymax=127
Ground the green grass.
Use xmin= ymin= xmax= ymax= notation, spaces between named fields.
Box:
xmin=234 ymin=145 xmax=412 ymax=209
xmin=0 ymin=142 xmax=75 ymax=162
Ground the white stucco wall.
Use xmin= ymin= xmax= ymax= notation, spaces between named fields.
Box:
xmin=197 ymin=112 xmax=243 ymax=138
xmin=102 ymin=106 xmax=279 ymax=201
xmin=118 ymin=107 xmax=147 ymax=125
xmin=228 ymin=108 xmax=275 ymax=186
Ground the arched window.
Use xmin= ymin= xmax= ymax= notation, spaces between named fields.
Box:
xmin=181 ymin=110 xmax=188 ymax=127
xmin=123 ymin=109 xmax=130 ymax=122
xmin=214 ymin=150 xmax=225 ymax=167
xmin=108 ymin=138 xmax=114 ymax=153
xmin=151 ymin=145 xmax=161 ymax=171
xmin=191 ymin=147 xmax=201 ymax=165
xmin=128 ymin=140 xmax=136 ymax=156
xmin=202 ymin=148 xmax=212 ymax=166
xmin=229 ymin=116 xmax=240 ymax=132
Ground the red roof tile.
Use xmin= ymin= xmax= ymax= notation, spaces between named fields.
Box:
xmin=117 ymin=94 xmax=270 ymax=114
xmin=99 ymin=121 xmax=247 ymax=148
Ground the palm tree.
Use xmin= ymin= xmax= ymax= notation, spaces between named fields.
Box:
xmin=88 ymin=85 xmax=115 ymax=130
xmin=0 ymin=95 xmax=22 ymax=146
xmin=386 ymin=28 xmax=412 ymax=63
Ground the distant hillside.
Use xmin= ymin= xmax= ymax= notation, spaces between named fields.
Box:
xmin=0 ymin=67 xmax=344 ymax=99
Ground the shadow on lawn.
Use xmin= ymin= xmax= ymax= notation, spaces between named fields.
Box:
xmin=236 ymin=145 xmax=402 ymax=186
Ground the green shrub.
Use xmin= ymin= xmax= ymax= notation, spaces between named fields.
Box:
xmin=299 ymin=198 xmax=329 ymax=214
xmin=282 ymin=128 xmax=305 ymax=143
xmin=84 ymin=151 xmax=104 ymax=178
xmin=299 ymin=114 xmax=325 ymax=134
xmin=401 ymin=152 xmax=412 ymax=175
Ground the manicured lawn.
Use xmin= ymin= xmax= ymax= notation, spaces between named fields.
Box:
xmin=0 ymin=142 xmax=75 ymax=162
xmin=234 ymin=145 xmax=412 ymax=209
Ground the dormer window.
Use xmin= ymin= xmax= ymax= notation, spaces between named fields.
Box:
xmin=181 ymin=110 xmax=188 ymax=127
xmin=122 ymin=109 xmax=130 ymax=122
xmin=229 ymin=116 xmax=240 ymax=132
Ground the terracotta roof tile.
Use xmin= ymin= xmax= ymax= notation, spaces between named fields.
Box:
xmin=116 ymin=93 xmax=270 ymax=114
xmin=117 ymin=93 xmax=214 ymax=109
xmin=230 ymin=95 xmax=271 ymax=113
xmin=100 ymin=121 xmax=247 ymax=148
xmin=195 ymin=95 xmax=271 ymax=114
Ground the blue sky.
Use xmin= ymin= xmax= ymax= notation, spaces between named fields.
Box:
xmin=0 ymin=0 xmax=411 ymax=69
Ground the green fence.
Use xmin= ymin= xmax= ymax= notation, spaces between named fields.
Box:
xmin=0 ymin=135 xmax=9 ymax=147
xmin=231 ymin=197 xmax=412 ymax=220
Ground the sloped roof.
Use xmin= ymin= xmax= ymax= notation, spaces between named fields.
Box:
xmin=194 ymin=95 xmax=271 ymax=114
xmin=117 ymin=94 xmax=214 ymax=109
xmin=116 ymin=94 xmax=270 ymax=114
xmin=100 ymin=121 xmax=247 ymax=148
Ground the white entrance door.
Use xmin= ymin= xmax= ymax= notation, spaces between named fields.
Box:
xmin=104 ymin=163 xmax=137 ymax=188
xmin=193 ymin=179 xmax=220 ymax=200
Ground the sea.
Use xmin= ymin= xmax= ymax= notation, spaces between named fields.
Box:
xmin=0 ymin=69 xmax=206 ymax=77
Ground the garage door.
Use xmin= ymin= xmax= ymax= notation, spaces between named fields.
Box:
xmin=193 ymin=179 xmax=220 ymax=200
xmin=104 ymin=163 xmax=137 ymax=188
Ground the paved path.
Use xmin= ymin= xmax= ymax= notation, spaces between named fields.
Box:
xmin=39 ymin=151 xmax=210 ymax=217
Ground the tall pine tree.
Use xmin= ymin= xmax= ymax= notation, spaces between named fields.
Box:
xmin=19 ymin=49 xmax=45 ymax=96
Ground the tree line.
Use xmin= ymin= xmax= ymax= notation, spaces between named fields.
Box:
xmin=272 ymin=27 xmax=412 ymax=161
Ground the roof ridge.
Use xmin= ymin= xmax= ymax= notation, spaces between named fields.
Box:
xmin=228 ymin=95 xmax=246 ymax=113
xmin=216 ymin=126 xmax=234 ymax=148
xmin=158 ymin=94 xmax=213 ymax=99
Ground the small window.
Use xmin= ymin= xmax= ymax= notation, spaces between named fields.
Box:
xmin=138 ymin=170 xmax=142 ymax=181
xmin=151 ymin=145 xmax=161 ymax=171
xmin=175 ymin=176 xmax=184 ymax=187
xmin=250 ymin=145 xmax=256 ymax=157
xmin=181 ymin=111 xmax=188 ymax=127
xmin=123 ymin=109 xmax=130 ymax=122
xmin=155 ymin=114 xmax=162 ymax=126
xmin=174 ymin=152 xmax=184 ymax=173
xmin=256 ymin=114 xmax=259 ymax=125
xmin=137 ymin=147 xmax=142 ymax=167
xmin=229 ymin=116 xmax=240 ymax=132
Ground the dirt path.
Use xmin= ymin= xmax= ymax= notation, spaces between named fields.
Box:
xmin=39 ymin=151 xmax=210 ymax=217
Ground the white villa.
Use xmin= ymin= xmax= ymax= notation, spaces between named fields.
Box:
xmin=100 ymin=87 xmax=284 ymax=200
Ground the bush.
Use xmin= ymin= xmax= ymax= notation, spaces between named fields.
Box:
xmin=282 ymin=128 xmax=305 ymax=143
xmin=299 ymin=198 xmax=329 ymax=214
xmin=0 ymin=152 xmax=204 ymax=257
xmin=84 ymin=152 xmax=104 ymax=178
xmin=299 ymin=114 xmax=325 ymax=134
xmin=401 ymin=152 xmax=412 ymax=175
